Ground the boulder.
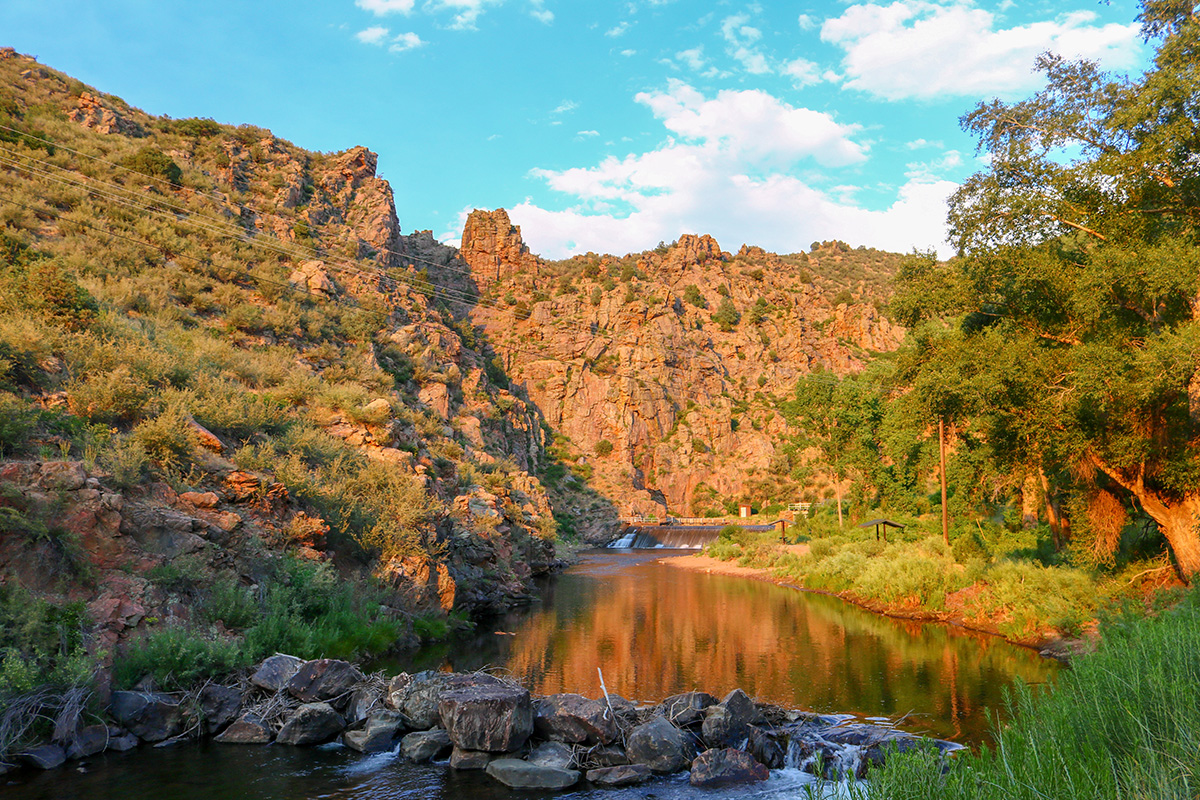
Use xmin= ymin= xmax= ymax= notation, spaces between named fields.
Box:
xmin=276 ymin=703 xmax=344 ymax=746
xmin=384 ymin=673 xmax=411 ymax=710
xmin=214 ymin=712 xmax=273 ymax=744
xmin=485 ymin=759 xmax=580 ymax=790
xmin=689 ymin=748 xmax=770 ymax=787
xmin=401 ymin=672 xmax=452 ymax=729
xmin=15 ymin=744 xmax=66 ymax=770
xmin=721 ymin=688 xmax=762 ymax=725
xmin=401 ymin=728 xmax=451 ymax=762
xmin=661 ymin=691 xmax=717 ymax=727
xmin=287 ymin=659 xmax=364 ymax=705
xmin=626 ymin=716 xmax=688 ymax=773
xmin=107 ymin=729 xmax=140 ymax=752
xmin=587 ymin=764 xmax=653 ymax=787
xmin=65 ymin=724 xmax=110 ymax=760
xmin=250 ymin=654 xmax=304 ymax=692
xmin=199 ymin=684 xmax=242 ymax=734
xmin=449 ymin=746 xmax=495 ymax=770
xmin=747 ymin=726 xmax=786 ymax=769
xmin=586 ymin=743 xmax=629 ymax=767
xmin=527 ymin=740 xmax=574 ymax=770
xmin=342 ymin=710 xmax=406 ymax=753
xmin=346 ymin=685 xmax=383 ymax=724
xmin=109 ymin=691 xmax=183 ymax=742
xmin=533 ymin=693 xmax=617 ymax=745
xmin=702 ymin=689 xmax=762 ymax=748
xmin=604 ymin=693 xmax=640 ymax=725
xmin=438 ymin=683 xmax=534 ymax=752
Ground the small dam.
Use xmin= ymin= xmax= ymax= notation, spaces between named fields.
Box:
xmin=608 ymin=521 xmax=781 ymax=550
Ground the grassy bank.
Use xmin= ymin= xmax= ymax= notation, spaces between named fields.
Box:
xmin=854 ymin=588 xmax=1200 ymax=799
xmin=703 ymin=516 xmax=1171 ymax=642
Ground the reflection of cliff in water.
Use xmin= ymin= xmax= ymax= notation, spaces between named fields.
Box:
xmin=401 ymin=552 xmax=1059 ymax=744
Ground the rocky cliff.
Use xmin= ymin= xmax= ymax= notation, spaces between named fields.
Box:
xmin=455 ymin=210 xmax=906 ymax=525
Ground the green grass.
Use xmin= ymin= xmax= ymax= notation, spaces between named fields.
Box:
xmin=704 ymin=523 xmax=1101 ymax=639
xmin=857 ymin=589 xmax=1200 ymax=799
xmin=114 ymin=556 xmax=402 ymax=690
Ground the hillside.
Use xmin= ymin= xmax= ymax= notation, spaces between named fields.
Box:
xmin=0 ymin=48 xmax=598 ymax=688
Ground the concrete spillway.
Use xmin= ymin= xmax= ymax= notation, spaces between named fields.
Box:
xmin=608 ymin=523 xmax=778 ymax=550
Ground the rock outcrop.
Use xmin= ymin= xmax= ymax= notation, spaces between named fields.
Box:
xmin=460 ymin=209 xmax=540 ymax=287
xmin=457 ymin=210 xmax=907 ymax=529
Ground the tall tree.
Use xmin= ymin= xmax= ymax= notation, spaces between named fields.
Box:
xmin=915 ymin=1 xmax=1200 ymax=577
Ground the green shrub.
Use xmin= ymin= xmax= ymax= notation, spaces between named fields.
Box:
xmin=113 ymin=626 xmax=247 ymax=690
xmin=122 ymin=147 xmax=183 ymax=185
xmin=171 ymin=117 xmax=223 ymax=138
xmin=131 ymin=404 xmax=198 ymax=472
xmin=594 ymin=439 xmax=614 ymax=457
xmin=99 ymin=435 xmax=149 ymax=489
xmin=0 ymin=587 xmax=91 ymax=698
xmin=67 ymin=364 xmax=155 ymax=424
xmin=712 ymin=297 xmax=740 ymax=331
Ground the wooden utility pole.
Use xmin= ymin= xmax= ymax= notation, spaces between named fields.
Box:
xmin=939 ymin=417 xmax=949 ymax=546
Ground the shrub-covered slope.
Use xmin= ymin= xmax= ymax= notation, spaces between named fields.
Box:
xmin=0 ymin=48 xmax=582 ymax=696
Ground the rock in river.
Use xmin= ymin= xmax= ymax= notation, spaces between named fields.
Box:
xmin=626 ymin=716 xmax=688 ymax=773
xmin=486 ymin=758 xmax=580 ymax=790
xmin=438 ymin=683 xmax=533 ymax=752
xmin=689 ymin=747 xmax=769 ymax=787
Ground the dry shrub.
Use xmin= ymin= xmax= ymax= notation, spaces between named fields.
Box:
xmin=1087 ymin=489 xmax=1126 ymax=565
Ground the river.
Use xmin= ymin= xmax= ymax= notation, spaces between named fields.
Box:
xmin=4 ymin=550 xmax=1059 ymax=798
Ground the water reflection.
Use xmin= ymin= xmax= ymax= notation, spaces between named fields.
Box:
xmin=390 ymin=551 xmax=1058 ymax=744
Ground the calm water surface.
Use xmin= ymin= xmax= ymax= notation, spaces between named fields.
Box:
xmin=4 ymin=550 xmax=1059 ymax=799
xmin=392 ymin=550 xmax=1058 ymax=744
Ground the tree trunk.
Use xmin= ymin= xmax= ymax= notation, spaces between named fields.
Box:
xmin=1090 ymin=454 xmax=1200 ymax=580
xmin=1140 ymin=493 xmax=1200 ymax=580
xmin=836 ymin=482 xmax=843 ymax=528
xmin=1039 ymin=469 xmax=1062 ymax=551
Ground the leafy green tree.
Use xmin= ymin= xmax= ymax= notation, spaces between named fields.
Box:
xmin=905 ymin=1 xmax=1200 ymax=578
xmin=781 ymin=374 xmax=879 ymax=527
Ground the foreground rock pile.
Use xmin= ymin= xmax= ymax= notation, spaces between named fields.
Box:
xmin=7 ymin=655 xmax=961 ymax=789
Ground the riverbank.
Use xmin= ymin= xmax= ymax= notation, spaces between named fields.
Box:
xmin=657 ymin=547 xmax=1091 ymax=654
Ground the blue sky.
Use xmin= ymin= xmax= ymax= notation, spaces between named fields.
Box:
xmin=3 ymin=1 xmax=1148 ymax=258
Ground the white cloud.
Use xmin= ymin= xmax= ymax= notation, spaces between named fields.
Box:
xmin=356 ymin=25 xmax=390 ymax=44
xmin=904 ymin=149 xmax=962 ymax=180
xmin=676 ymin=47 xmax=706 ymax=71
xmin=431 ymin=0 xmax=502 ymax=30
xmin=389 ymin=31 xmax=425 ymax=51
xmin=633 ymin=81 xmax=864 ymax=166
xmin=797 ymin=13 xmax=816 ymax=31
xmin=719 ymin=12 xmax=773 ymax=74
xmin=783 ymin=57 xmax=821 ymax=86
xmin=606 ymin=22 xmax=631 ymax=37
xmin=822 ymin=1 xmax=1141 ymax=100
xmin=620 ymin=49 xmax=637 ymax=57
xmin=508 ymin=83 xmax=950 ymax=260
xmin=552 ymin=99 xmax=579 ymax=114
xmin=356 ymin=0 xmax=415 ymax=15
xmin=530 ymin=3 xmax=553 ymax=25
xmin=576 ymin=130 xmax=600 ymax=137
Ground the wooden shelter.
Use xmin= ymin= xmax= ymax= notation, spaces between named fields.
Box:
xmin=858 ymin=518 xmax=906 ymax=542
